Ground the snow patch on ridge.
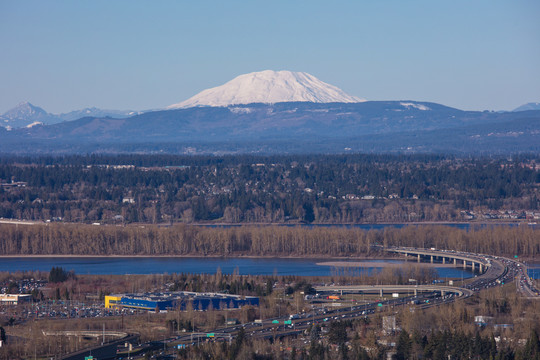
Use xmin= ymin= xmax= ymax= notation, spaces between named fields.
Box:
xmin=400 ymin=102 xmax=431 ymax=111
xmin=228 ymin=107 xmax=253 ymax=114
xmin=26 ymin=121 xmax=43 ymax=128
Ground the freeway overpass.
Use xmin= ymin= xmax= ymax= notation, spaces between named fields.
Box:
xmin=386 ymin=247 xmax=490 ymax=273
xmin=43 ymin=330 xmax=129 ymax=338
xmin=384 ymin=246 xmax=538 ymax=298
xmin=314 ymin=284 xmax=473 ymax=297
xmin=315 ymin=245 xmax=510 ymax=301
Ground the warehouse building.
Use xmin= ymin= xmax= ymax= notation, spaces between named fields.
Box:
xmin=0 ymin=294 xmax=32 ymax=305
xmin=105 ymin=291 xmax=259 ymax=311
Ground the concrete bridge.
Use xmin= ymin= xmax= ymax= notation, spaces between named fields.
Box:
xmin=43 ymin=330 xmax=129 ymax=338
xmin=314 ymin=284 xmax=473 ymax=297
xmin=386 ymin=247 xmax=490 ymax=273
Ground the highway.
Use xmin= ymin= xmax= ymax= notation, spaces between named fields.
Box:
xmin=116 ymin=288 xmax=463 ymax=359
xmin=385 ymin=246 xmax=539 ymax=298
xmin=82 ymin=246 xmax=540 ymax=359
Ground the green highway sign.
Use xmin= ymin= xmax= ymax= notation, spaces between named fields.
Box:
xmin=377 ymin=303 xmax=383 ymax=307
xmin=284 ymin=320 xmax=292 ymax=325
xmin=272 ymin=320 xmax=279 ymax=324
xmin=207 ymin=333 xmax=215 ymax=338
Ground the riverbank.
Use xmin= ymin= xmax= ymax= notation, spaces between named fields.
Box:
xmin=2 ymin=218 xmax=535 ymax=227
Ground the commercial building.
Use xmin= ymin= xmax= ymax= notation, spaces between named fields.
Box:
xmin=105 ymin=291 xmax=259 ymax=311
xmin=104 ymin=295 xmax=122 ymax=309
xmin=0 ymin=294 xmax=32 ymax=305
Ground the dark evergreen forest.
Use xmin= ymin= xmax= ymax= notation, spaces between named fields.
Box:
xmin=0 ymin=154 xmax=538 ymax=224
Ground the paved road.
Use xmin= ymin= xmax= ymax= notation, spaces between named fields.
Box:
xmin=386 ymin=246 xmax=538 ymax=298
xmin=113 ymin=246 xmax=540 ymax=359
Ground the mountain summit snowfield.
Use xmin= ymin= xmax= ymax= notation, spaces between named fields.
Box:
xmin=168 ymin=70 xmax=365 ymax=109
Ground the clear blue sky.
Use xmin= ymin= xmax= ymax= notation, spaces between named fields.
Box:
xmin=1 ymin=0 xmax=539 ymax=113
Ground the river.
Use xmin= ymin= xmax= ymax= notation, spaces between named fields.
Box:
xmin=0 ymin=257 xmax=489 ymax=279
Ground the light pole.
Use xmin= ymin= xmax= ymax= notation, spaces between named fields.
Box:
xmin=363 ymin=291 xmax=366 ymax=314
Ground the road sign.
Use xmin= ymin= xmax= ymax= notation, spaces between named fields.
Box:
xmin=207 ymin=333 xmax=215 ymax=338
xmin=272 ymin=320 xmax=279 ymax=324
xmin=85 ymin=357 xmax=94 ymax=360
xmin=284 ymin=320 xmax=292 ymax=325
xmin=377 ymin=303 xmax=383 ymax=307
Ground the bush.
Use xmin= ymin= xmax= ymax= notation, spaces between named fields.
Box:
xmin=48 ymin=266 xmax=74 ymax=283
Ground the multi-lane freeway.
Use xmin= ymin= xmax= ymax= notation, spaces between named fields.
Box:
xmin=385 ymin=246 xmax=539 ymax=298
xmin=81 ymin=246 xmax=540 ymax=359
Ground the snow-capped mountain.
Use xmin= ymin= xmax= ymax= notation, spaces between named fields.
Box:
xmin=0 ymin=102 xmax=139 ymax=129
xmin=513 ymin=102 xmax=540 ymax=112
xmin=0 ymin=102 xmax=59 ymax=129
xmin=168 ymin=70 xmax=365 ymax=109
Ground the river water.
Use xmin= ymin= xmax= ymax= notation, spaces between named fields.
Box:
xmin=0 ymin=257 xmax=484 ymax=279
xmin=203 ymin=223 xmax=529 ymax=231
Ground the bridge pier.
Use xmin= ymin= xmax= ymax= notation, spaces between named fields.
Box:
xmin=454 ymin=258 xmax=457 ymax=266
xmin=463 ymin=260 xmax=467 ymax=269
xmin=442 ymin=257 xmax=446 ymax=264
xmin=414 ymin=288 xmax=417 ymax=296
xmin=380 ymin=289 xmax=383 ymax=297
xmin=430 ymin=255 xmax=434 ymax=263
xmin=472 ymin=262 xmax=475 ymax=271
xmin=479 ymin=264 xmax=483 ymax=273
xmin=417 ymin=254 xmax=421 ymax=263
